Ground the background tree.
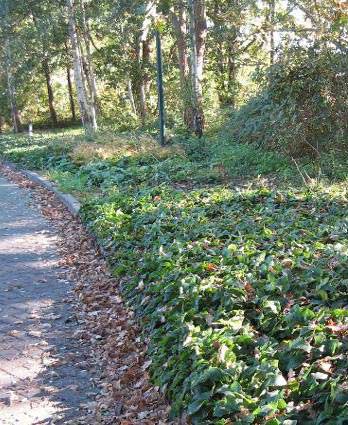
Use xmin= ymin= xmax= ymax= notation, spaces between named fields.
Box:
xmin=0 ymin=0 xmax=346 ymax=138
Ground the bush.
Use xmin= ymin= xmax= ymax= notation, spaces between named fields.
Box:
xmin=227 ymin=47 xmax=348 ymax=156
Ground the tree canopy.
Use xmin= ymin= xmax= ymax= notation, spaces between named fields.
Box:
xmin=0 ymin=0 xmax=346 ymax=138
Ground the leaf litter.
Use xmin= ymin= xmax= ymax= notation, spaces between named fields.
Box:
xmin=0 ymin=163 xmax=174 ymax=425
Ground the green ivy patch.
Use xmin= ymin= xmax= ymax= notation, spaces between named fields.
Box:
xmin=0 ymin=132 xmax=78 ymax=170
xmin=82 ymin=182 xmax=348 ymax=424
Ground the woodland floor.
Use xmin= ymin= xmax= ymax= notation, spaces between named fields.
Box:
xmin=0 ymin=165 xmax=171 ymax=425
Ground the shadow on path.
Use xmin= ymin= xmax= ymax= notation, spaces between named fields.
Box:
xmin=0 ymin=177 xmax=98 ymax=424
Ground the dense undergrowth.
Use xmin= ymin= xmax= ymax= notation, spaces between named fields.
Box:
xmin=228 ymin=48 xmax=348 ymax=159
xmin=1 ymin=129 xmax=348 ymax=423
xmin=84 ymin=184 xmax=348 ymax=424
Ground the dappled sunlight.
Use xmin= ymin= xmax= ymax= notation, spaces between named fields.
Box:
xmin=0 ymin=173 xmax=97 ymax=424
xmin=0 ymin=234 xmax=57 ymax=255
xmin=85 ymin=173 xmax=348 ymax=422
xmin=0 ymin=400 xmax=58 ymax=425
xmin=0 ymin=273 xmax=84 ymax=424
xmin=70 ymin=133 xmax=185 ymax=166
xmin=0 ymin=0 xmax=347 ymax=421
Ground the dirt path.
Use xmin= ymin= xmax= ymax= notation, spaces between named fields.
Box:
xmin=0 ymin=167 xmax=171 ymax=425
xmin=0 ymin=175 xmax=98 ymax=424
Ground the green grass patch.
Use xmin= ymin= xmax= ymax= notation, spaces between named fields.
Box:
xmin=0 ymin=129 xmax=83 ymax=169
xmin=213 ymin=140 xmax=292 ymax=180
xmin=46 ymin=169 xmax=90 ymax=199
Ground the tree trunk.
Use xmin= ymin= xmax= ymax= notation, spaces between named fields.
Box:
xmin=80 ymin=0 xmax=100 ymax=113
xmin=2 ymin=1 xmax=20 ymax=133
xmin=6 ymin=70 xmax=19 ymax=133
xmin=76 ymin=33 xmax=90 ymax=100
xmin=66 ymin=66 xmax=76 ymax=121
xmin=42 ymin=58 xmax=58 ymax=126
xmin=64 ymin=41 xmax=77 ymax=121
xmin=4 ymin=38 xmax=20 ymax=133
xmin=139 ymin=79 xmax=147 ymax=123
xmin=172 ymin=1 xmax=192 ymax=127
xmin=134 ymin=2 xmax=155 ymax=125
xmin=137 ymin=36 xmax=151 ymax=124
xmin=227 ymin=54 xmax=237 ymax=108
xmin=215 ymin=35 xmax=226 ymax=106
xmin=127 ymin=80 xmax=137 ymax=116
xmin=268 ymin=0 xmax=275 ymax=65
xmin=31 ymin=13 xmax=58 ymax=126
xmin=66 ymin=0 xmax=97 ymax=133
xmin=188 ymin=0 xmax=207 ymax=136
xmin=76 ymin=30 xmax=98 ymax=129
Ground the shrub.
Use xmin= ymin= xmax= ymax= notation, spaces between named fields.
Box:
xmin=227 ymin=47 xmax=348 ymax=156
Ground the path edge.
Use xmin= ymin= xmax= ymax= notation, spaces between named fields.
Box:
xmin=1 ymin=161 xmax=81 ymax=216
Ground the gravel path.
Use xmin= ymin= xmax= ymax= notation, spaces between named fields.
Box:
xmin=0 ymin=175 xmax=97 ymax=424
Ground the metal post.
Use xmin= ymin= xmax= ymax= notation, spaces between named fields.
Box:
xmin=155 ymin=30 xmax=166 ymax=146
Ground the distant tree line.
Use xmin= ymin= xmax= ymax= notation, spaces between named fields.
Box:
xmin=0 ymin=0 xmax=346 ymax=135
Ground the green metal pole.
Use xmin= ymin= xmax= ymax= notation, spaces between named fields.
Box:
xmin=155 ymin=30 xmax=166 ymax=146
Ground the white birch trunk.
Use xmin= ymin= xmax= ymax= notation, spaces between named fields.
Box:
xmin=127 ymin=80 xmax=137 ymax=116
xmin=188 ymin=0 xmax=207 ymax=135
xmin=188 ymin=0 xmax=207 ymax=107
xmin=80 ymin=0 xmax=99 ymax=113
xmin=4 ymin=38 xmax=20 ymax=133
xmin=77 ymin=32 xmax=98 ymax=131
xmin=66 ymin=0 xmax=97 ymax=133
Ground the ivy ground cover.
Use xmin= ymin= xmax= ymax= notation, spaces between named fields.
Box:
xmin=2 ymin=131 xmax=348 ymax=423
xmin=83 ymin=181 xmax=348 ymax=424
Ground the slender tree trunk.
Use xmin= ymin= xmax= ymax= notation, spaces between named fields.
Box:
xmin=76 ymin=34 xmax=90 ymax=99
xmin=188 ymin=0 xmax=207 ymax=136
xmin=143 ymin=38 xmax=152 ymax=104
xmin=42 ymin=58 xmax=58 ymax=126
xmin=216 ymin=45 xmax=226 ymax=105
xmin=172 ymin=1 xmax=192 ymax=127
xmin=66 ymin=0 xmax=97 ymax=133
xmin=2 ymin=1 xmax=20 ymax=133
xmin=227 ymin=54 xmax=237 ymax=108
xmin=134 ymin=2 xmax=155 ymax=125
xmin=64 ymin=41 xmax=77 ymax=121
xmin=31 ymin=14 xmax=58 ymax=126
xmin=268 ymin=0 xmax=275 ymax=65
xmin=66 ymin=66 xmax=76 ymax=121
xmin=193 ymin=1 xmax=207 ymax=103
xmin=139 ymin=82 xmax=147 ymax=123
xmin=4 ymin=38 xmax=20 ymax=133
xmin=137 ymin=37 xmax=151 ymax=124
xmin=80 ymin=0 xmax=99 ymax=113
xmin=6 ymin=68 xmax=19 ymax=133
xmin=76 ymin=30 xmax=98 ymax=129
xmin=127 ymin=80 xmax=137 ymax=115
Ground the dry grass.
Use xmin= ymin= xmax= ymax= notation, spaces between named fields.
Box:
xmin=71 ymin=132 xmax=185 ymax=165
